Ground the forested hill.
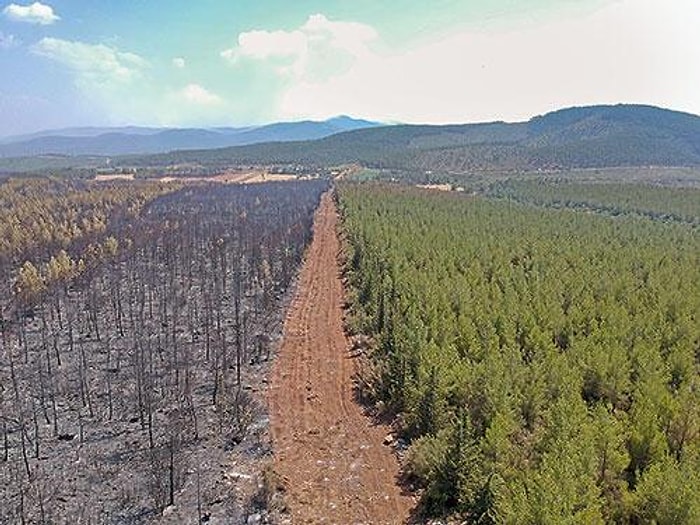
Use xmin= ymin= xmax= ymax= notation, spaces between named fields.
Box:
xmin=123 ymin=104 xmax=700 ymax=171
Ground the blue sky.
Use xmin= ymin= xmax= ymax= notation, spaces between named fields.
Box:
xmin=0 ymin=0 xmax=698 ymax=136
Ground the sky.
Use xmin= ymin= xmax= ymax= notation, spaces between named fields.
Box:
xmin=0 ymin=0 xmax=698 ymax=136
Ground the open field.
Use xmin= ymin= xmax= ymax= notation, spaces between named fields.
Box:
xmin=156 ymin=171 xmax=301 ymax=185
xmin=94 ymin=173 xmax=137 ymax=182
xmin=94 ymin=171 xmax=304 ymax=185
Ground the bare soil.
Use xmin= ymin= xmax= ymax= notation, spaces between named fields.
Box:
xmin=156 ymin=172 xmax=300 ymax=185
xmin=94 ymin=171 xmax=303 ymax=185
xmin=268 ymin=192 xmax=417 ymax=524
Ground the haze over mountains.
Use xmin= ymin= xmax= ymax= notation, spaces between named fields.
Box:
xmin=127 ymin=104 xmax=700 ymax=172
xmin=1 ymin=105 xmax=699 ymax=174
xmin=0 ymin=116 xmax=381 ymax=157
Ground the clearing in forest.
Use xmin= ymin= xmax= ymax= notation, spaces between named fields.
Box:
xmin=269 ymin=192 xmax=416 ymax=524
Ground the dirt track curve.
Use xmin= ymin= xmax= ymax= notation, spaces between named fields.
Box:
xmin=269 ymin=192 xmax=416 ymax=524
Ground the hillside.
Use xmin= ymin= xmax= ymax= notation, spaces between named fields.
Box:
xmin=0 ymin=116 xmax=380 ymax=157
xmin=121 ymin=104 xmax=700 ymax=172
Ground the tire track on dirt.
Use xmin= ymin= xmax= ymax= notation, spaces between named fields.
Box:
xmin=269 ymin=192 xmax=416 ymax=524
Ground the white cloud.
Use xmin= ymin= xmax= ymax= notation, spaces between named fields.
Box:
xmin=268 ymin=0 xmax=700 ymax=123
xmin=11 ymin=1 xmax=698 ymax=131
xmin=179 ymin=83 xmax=222 ymax=106
xmin=0 ymin=31 xmax=20 ymax=49
xmin=3 ymin=2 xmax=59 ymax=25
xmin=223 ymin=29 xmax=307 ymax=63
xmin=30 ymin=37 xmax=228 ymax=127
xmin=32 ymin=38 xmax=148 ymax=84
xmin=221 ymin=13 xmax=378 ymax=81
xmin=149 ymin=84 xmax=227 ymax=126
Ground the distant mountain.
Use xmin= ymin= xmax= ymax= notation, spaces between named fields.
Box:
xmin=122 ymin=104 xmax=700 ymax=172
xmin=0 ymin=126 xmax=170 ymax=144
xmin=0 ymin=116 xmax=381 ymax=157
xmin=2 ymin=105 xmax=698 ymax=174
xmin=223 ymin=116 xmax=381 ymax=146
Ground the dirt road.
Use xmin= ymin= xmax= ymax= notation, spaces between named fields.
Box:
xmin=269 ymin=192 xmax=416 ymax=524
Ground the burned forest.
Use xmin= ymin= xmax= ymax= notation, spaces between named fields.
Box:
xmin=0 ymin=179 xmax=328 ymax=523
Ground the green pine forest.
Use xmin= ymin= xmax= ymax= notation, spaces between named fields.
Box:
xmin=486 ymin=180 xmax=700 ymax=226
xmin=338 ymin=183 xmax=700 ymax=523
